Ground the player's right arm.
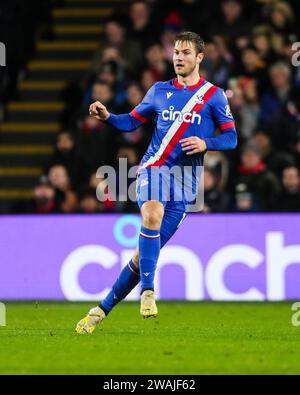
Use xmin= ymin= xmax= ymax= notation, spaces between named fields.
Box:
xmin=89 ymin=84 xmax=156 ymax=132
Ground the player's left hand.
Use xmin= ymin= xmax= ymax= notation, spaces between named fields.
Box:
xmin=180 ymin=137 xmax=207 ymax=155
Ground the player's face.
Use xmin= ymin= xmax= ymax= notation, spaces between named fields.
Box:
xmin=173 ymin=41 xmax=203 ymax=77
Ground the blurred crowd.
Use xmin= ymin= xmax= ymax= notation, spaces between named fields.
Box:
xmin=12 ymin=0 xmax=300 ymax=213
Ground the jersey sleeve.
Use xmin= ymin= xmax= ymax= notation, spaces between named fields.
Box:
xmin=132 ymin=83 xmax=156 ymax=121
xmin=105 ymin=84 xmax=156 ymax=132
xmin=203 ymin=89 xmax=238 ymax=151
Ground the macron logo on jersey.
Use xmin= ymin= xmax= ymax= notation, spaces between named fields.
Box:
xmin=167 ymin=92 xmax=173 ymax=99
xmin=162 ymin=105 xmax=201 ymax=125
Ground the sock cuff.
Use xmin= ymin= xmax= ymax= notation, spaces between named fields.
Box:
xmin=140 ymin=226 xmax=160 ymax=239
xmin=141 ymin=288 xmax=154 ymax=294
xmin=128 ymin=259 xmax=140 ymax=276
xmin=99 ymin=303 xmax=109 ymax=316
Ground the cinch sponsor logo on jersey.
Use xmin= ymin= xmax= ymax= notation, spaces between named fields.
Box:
xmin=162 ymin=106 xmax=201 ymax=125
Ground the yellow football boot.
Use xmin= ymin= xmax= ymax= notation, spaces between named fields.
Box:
xmin=75 ymin=306 xmax=106 ymax=334
xmin=140 ymin=290 xmax=158 ymax=318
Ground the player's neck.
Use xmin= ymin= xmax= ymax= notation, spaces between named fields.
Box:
xmin=177 ymin=71 xmax=201 ymax=88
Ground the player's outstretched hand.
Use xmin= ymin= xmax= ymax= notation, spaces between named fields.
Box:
xmin=89 ymin=101 xmax=110 ymax=121
xmin=180 ymin=137 xmax=207 ymax=155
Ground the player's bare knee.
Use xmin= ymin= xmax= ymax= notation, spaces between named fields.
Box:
xmin=141 ymin=201 xmax=164 ymax=229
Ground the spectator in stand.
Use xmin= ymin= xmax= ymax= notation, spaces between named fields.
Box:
xmin=101 ymin=16 xmax=143 ymax=78
xmin=47 ymin=131 xmax=89 ymax=188
xmin=140 ymin=69 xmax=157 ymax=93
xmin=115 ymin=84 xmax=151 ymax=150
xmin=144 ymin=43 xmax=174 ymax=81
xmin=227 ymin=78 xmax=259 ymax=141
xmin=86 ymin=46 xmax=127 ymax=113
xmin=60 ymin=190 xmax=79 ymax=214
xmin=227 ymin=80 xmax=244 ymax=131
xmin=48 ymin=164 xmax=78 ymax=213
xmin=212 ymin=0 xmax=250 ymax=53
xmin=48 ymin=164 xmax=71 ymax=193
xmin=251 ymin=27 xmax=279 ymax=67
xmin=119 ymin=83 xmax=144 ymax=112
xmin=260 ymin=61 xmax=292 ymax=124
xmin=204 ymin=151 xmax=230 ymax=190
xmin=237 ymin=46 xmax=267 ymax=89
xmin=92 ymin=62 xmax=127 ymax=106
xmin=276 ymin=166 xmax=300 ymax=212
xmin=128 ymin=0 xmax=158 ymax=47
xmin=30 ymin=176 xmax=58 ymax=214
xmin=201 ymin=41 xmax=232 ymax=87
xmin=238 ymin=77 xmax=260 ymax=139
xmin=88 ymin=173 xmax=115 ymax=212
xmin=79 ymin=115 xmax=116 ymax=170
xmin=203 ymin=168 xmax=231 ymax=213
xmin=56 ymin=131 xmax=74 ymax=154
xmin=91 ymin=46 xmax=127 ymax=83
xmin=79 ymin=80 xmax=115 ymax=131
xmin=82 ymin=79 xmax=116 ymax=114
xmin=78 ymin=187 xmax=103 ymax=214
xmin=268 ymin=1 xmax=297 ymax=54
xmin=80 ymin=80 xmax=118 ymax=169
xmin=264 ymin=87 xmax=300 ymax=152
xmin=233 ymin=183 xmax=257 ymax=212
xmin=251 ymin=130 xmax=294 ymax=177
xmin=212 ymin=35 xmax=234 ymax=64
xmin=230 ymin=143 xmax=281 ymax=211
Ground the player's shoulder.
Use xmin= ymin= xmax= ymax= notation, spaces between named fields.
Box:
xmin=205 ymin=80 xmax=227 ymax=102
xmin=149 ymin=80 xmax=177 ymax=100
xmin=205 ymin=79 xmax=223 ymax=93
xmin=152 ymin=80 xmax=175 ymax=90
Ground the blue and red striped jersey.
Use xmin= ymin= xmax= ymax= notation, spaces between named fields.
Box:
xmin=107 ymin=77 xmax=237 ymax=169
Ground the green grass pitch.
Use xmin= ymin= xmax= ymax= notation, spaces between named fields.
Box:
xmin=0 ymin=302 xmax=299 ymax=375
